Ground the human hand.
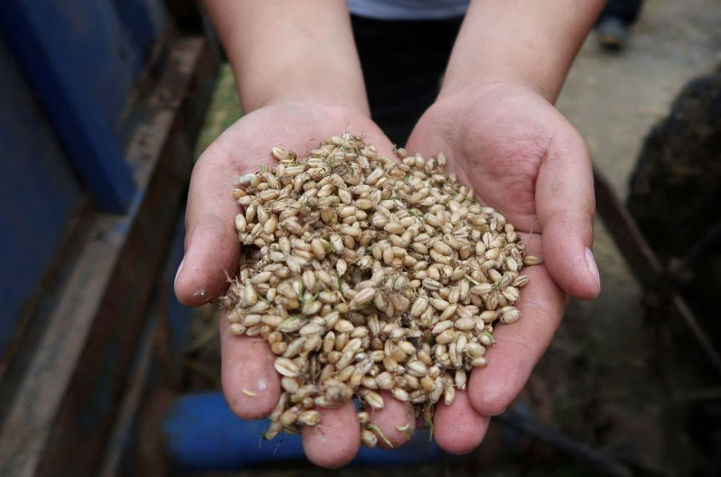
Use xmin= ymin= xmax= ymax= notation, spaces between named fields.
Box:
xmin=174 ymin=100 xmax=419 ymax=468
xmin=406 ymin=82 xmax=601 ymax=453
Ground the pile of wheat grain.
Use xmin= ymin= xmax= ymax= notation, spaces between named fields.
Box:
xmin=221 ymin=134 xmax=538 ymax=447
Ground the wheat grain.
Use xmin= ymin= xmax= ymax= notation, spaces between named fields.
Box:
xmin=222 ymin=134 xmax=539 ymax=444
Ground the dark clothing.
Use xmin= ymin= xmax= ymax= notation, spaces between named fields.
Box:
xmin=351 ymin=3 xmax=644 ymax=146
xmin=598 ymin=0 xmax=644 ymax=26
xmin=351 ymin=14 xmax=463 ymax=146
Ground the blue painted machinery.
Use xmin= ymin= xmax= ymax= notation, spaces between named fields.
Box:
xmin=164 ymin=393 xmax=442 ymax=473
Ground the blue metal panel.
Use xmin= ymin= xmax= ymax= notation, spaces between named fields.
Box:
xmin=0 ymin=0 xmax=167 ymax=212
xmin=0 ymin=38 xmax=83 ymax=359
xmin=113 ymin=0 xmax=167 ymax=73
xmin=164 ymin=393 xmax=443 ymax=472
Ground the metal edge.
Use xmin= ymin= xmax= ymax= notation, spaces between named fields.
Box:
xmin=0 ymin=36 xmax=217 ymax=477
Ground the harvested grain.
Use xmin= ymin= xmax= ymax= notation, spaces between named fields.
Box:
xmin=222 ymin=133 xmax=538 ymax=446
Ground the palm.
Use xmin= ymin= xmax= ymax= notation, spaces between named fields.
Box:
xmin=406 ymin=84 xmax=599 ymax=452
xmin=410 ymin=85 xmax=567 ymax=228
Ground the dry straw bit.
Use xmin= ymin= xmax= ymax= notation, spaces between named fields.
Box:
xmin=221 ymin=133 xmax=539 ymax=445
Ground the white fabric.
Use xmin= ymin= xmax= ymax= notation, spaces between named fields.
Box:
xmin=347 ymin=0 xmax=469 ymax=20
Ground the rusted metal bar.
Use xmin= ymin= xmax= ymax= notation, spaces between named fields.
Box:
xmin=673 ymin=386 xmax=721 ymax=402
xmin=670 ymin=295 xmax=721 ymax=374
xmin=669 ymin=218 xmax=721 ymax=280
xmin=593 ymin=167 xmax=721 ymax=376
xmin=497 ymin=409 xmax=635 ymax=477
xmin=593 ymin=167 xmax=664 ymax=290
xmin=96 ymin=299 xmax=158 ymax=477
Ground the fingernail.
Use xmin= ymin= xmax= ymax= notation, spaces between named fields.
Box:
xmin=174 ymin=257 xmax=185 ymax=287
xmin=585 ymin=247 xmax=600 ymax=291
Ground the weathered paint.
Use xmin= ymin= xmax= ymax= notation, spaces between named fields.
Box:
xmin=0 ymin=37 xmax=83 ymax=361
xmin=0 ymin=0 xmax=167 ymax=211
xmin=0 ymin=37 xmax=217 ymax=477
xmin=164 ymin=392 xmax=442 ymax=472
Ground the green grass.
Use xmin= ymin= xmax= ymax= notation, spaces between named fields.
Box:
xmin=194 ymin=63 xmax=243 ymax=157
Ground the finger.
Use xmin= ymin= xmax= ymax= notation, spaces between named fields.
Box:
xmin=535 ymin=120 xmax=600 ymax=300
xmin=175 ymin=144 xmax=242 ymax=306
xmin=219 ymin=317 xmax=281 ymax=419
xmin=433 ymin=391 xmax=490 ymax=454
xmin=367 ymin=392 xmax=415 ymax=449
xmin=468 ymin=235 xmax=566 ymax=416
xmin=302 ymin=401 xmax=360 ymax=469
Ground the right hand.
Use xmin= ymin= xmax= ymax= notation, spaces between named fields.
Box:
xmin=406 ymin=82 xmax=600 ymax=452
xmin=173 ymin=100 xmax=417 ymax=468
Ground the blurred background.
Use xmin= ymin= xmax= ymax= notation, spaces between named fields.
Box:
xmin=1 ymin=1 xmax=720 ymax=476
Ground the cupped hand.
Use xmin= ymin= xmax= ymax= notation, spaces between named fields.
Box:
xmin=406 ymin=83 xmax=601 ymax=453
xmin=174 ymin=100 xmax=416 ymax=468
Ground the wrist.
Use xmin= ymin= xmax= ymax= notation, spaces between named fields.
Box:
xmin=237 ymin=62 xmax=370 ymax=116
xmin=205 ymin=0 xmax=369 ymax=115
xmin=247 ymin=98 xmax=373 ymax=129
xmin=440 ymin=0 xmax=606 ymax=103
xmin=438 ymin=76 xmax=547 ymax=105
xmin=439 ymin=49 xmax=572 ymax=104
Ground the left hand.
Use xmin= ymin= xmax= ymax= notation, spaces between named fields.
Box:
xmin=175 ymin=100 xmax=416 ymax=468
xmin=406 ymin=82 xmax=601 ymax=453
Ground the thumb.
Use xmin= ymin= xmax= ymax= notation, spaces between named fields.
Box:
xmin=174 ymin=149 xmax=240 ymax=306
xmin=536 ymin=121 xmax=600 ymax=301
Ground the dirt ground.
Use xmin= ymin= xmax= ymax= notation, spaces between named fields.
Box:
xmin=549 ymin=0 xmax=721 ymax=473
xmin=182 ymin=1 xmax=721 ymax=475
xmin=558 ymin=0 xmax=721 ymax=195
